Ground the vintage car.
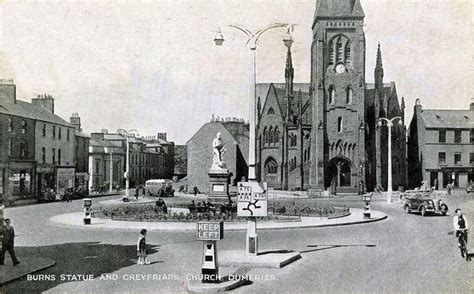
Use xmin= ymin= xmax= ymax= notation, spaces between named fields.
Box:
xmin=402 ymin=191 xmax=448 ymax=216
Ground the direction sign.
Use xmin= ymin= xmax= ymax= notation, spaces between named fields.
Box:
xmin=237 ymin=182 xmax=268 ymax=217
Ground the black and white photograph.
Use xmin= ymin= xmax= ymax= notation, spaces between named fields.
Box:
xmin=0 ymin=0 xmax=472 ymax=293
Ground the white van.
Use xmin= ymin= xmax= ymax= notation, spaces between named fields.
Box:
xmin=145 ymin=179 xmax=174 ymax=197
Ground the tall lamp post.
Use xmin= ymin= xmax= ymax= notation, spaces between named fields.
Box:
xmin=109 ymin=150 xmax=113 ymax=193
xmin=117 ymin=129 xmax=138 ymax=199
xmin=378 ymin=116 xmax=402 ymax=203
xmin=214 ymin=23 xmax=294 ymax=181
xmin=214 ymin=23 xmax=293 ymax=256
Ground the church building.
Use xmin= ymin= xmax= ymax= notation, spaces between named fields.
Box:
xmin=256 ymin=0 xmax=407 ymax=193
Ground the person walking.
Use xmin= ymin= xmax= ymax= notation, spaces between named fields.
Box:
xmin=137 ymin=229 xmax=150 ymax=265
xmin=135 ymin=187 xmax=139 ymax=200
xmin=1 ymin=218 xmax=20 ymax=266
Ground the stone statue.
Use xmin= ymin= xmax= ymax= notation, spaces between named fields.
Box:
xmin=211 ymin=132 xmax=227 ymax=170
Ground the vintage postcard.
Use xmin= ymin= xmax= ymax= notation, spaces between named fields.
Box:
xmin=0 ymin=0 xmax=472 ymax=293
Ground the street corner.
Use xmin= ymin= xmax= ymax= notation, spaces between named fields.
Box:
xmin=0 ymin=256 xmax=56 ymax=286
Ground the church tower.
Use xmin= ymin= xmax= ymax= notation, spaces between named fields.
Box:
xmin=309 ymin=0 xmax=367 ymax=193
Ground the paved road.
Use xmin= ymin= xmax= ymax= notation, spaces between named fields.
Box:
xmin=2 ymin=193 xmax=473 ymax=293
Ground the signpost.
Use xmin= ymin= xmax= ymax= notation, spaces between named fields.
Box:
xmin=197 ymin=221 xmax=223 ymax=283
xmin=237 ymin=182 xmax=267 ymax=256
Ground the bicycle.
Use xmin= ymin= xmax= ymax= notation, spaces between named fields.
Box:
xmin=450 ymin=229 xmax=470 ymax=261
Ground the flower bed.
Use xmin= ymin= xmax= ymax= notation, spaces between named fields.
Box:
xmin=94 ymin=200 xmax=349 ymax=222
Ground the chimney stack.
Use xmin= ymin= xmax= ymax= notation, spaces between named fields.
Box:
xmin=0 ymin=79 xmax=16 ymax=104
xmin=31 ymin=94 xmax=55 ymax=113
xmin=414 ymin=98 xmax=422 ymax=113
xmin=157 ymin=132 xmax=167 ymax=141
xmin=470 ymin=102 xmax=474 ymax=111
xmin=70 ymin=112 xmax=82 ymax=132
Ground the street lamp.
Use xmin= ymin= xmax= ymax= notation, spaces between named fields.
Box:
xmin=378 ymin=116 xmax=403 ymax=203
xmin=117 ymin=129 xmax=139 ymax=199
xmin=214 ymin=23 xmax=294 ymax=181
xmin=215 ymin=23 xmax=293 ymax=257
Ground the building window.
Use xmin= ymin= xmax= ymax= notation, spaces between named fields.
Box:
xmin=338 ymin=117 xmax=343 ymax=133
xmin=21 ymin=120 xmax=26 ymax=134
xmin=58 ymin=127 xmax=62 ymax=140
xmin=454 ymin=130 xmax=462 ymax=143
xmin=20 ymin=143 xmax=27 ymax=158
xmin=438 ymin=152 xmax=446 ymax=165
xmin=328 ymin=40 xmax=334 ymax=65
xmin=8 ymin=118 xmax=12 ymax=132
xmin=267 ymin=107 xmax=275 ymax=115
xmin=470 ymin=129 xmax=474 ymax=143
xmin=265 ymin=158 xmax=278 ymax=174
xmin=470 ymin=153 xmax=474 ymax=165
xmin=439 ymin=129 xmax=446 ymax=143
xmin=43 ymin=124 xmax=46 ymax=137
xmin=52 ymin=148 xmax=56 ymax=164
xmin=336 ymin=37 xmax=343 ymax=63
xmin=52 ymin=126 xmax=56 ymax=139
xmin=96 ymin=161 xmax=100 ymax=174
xmin=454 ymin=153 xmax=461 ymax=165
xmin=269 ymin=127 xmax=273 ymax=144
xmin=58 ymin=149 xmax=61 ymax=165
xmin=274 ymin=127 xmax=280 ymax=144
xmin=42 ymin=147 xmax=46 ymax=164
xmin=67 ymin=129 xmax=70 ymax=140
xmin=328 ymin=85 xmax=335 ymax=105
xmin=346 ymin=87 xmax=353 ymax=104
xmin=344 ymin=41 xmax=351 ymax=65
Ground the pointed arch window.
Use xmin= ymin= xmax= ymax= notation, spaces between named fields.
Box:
xmin=267 ymin=107 xmax=275 ymax=115
xmin=274 ymin=127 xmax=280 ymax=144
xmin=336 ymin=37 xmax=343 ymax=63
xmin=346 ymin=86 xmax=353 ymax=104
xmin=269 ymin=127 xmax=274 ymax=144
xmin=344 ymin=41 xmax=351 ymax=65
xmin=328 ymin=40 xmax=334 ymax=65
xmin=328 ymin=85 xmax=336 ymax=105
xmin=338 ymin=117 xmax=343 ymax=133
xmin=265 ymin=157 xmax=278 ymax=174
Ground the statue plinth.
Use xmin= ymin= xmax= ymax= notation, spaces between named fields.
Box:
xmin=208 ymin=169 xmax=230 ymax=202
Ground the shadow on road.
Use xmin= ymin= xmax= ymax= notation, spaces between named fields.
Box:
xmin=301 ymin=244 xmax=376 ymax=254
xmin=3 ymin=242 xmax=161 ymax=293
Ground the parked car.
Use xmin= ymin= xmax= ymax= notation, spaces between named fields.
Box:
xmin=402 ymin=192 xmax=448 ymax=216
xmin=145 ymin=179 xmax=174 ymax=197
xmin=467 ymin=181 xmax=473 ymax=193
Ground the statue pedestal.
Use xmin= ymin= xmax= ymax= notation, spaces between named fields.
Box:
xmin=208 ymin=169 xmax=230 ymax=203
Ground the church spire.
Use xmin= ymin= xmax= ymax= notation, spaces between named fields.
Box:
xmin=375 ymin=43 xmax=384 ymax=88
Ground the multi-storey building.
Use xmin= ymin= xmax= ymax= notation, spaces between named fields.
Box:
xmin=407 ymin=100 xmax=474 ymax=189
xmin=70 ymin=113 xmax=90 ymax=192
xmin=0 ymin=80 xmax=77 ymax=203
xmin=88 ymin=130 xmax=174 ymax=189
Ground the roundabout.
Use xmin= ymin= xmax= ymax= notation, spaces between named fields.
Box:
xmin=48 ymin=208 xmax=387 ymax=231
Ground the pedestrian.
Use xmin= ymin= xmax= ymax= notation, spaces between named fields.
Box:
xmin=137 ymin=229 xmax=150 ymax=265
xmin=447 ymin=183 xmax=452 ymax=195
xmin=135 ymin=187 xmax=139 ymax=200
xmin=1 ymin=218 xmax=20 ymax=266
xmin=433 ymin=179 xmax=438 ymax=190
xmin=142 ymin=185 xmax=146 ymax=198
xmin=193 ymin=186 xmax=198 ymax=196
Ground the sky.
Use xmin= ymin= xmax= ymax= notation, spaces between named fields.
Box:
xmin=0 ymin=0 xmax=472 ymax=144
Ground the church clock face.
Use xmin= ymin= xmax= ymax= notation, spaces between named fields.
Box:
xmin=335 ymin=64 xmax=346 ymax=74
